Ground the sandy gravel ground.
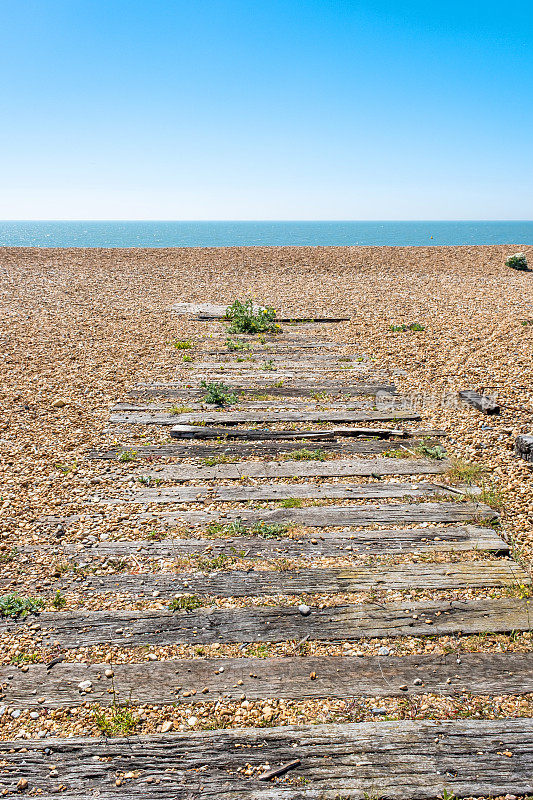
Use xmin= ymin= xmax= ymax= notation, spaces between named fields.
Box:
xmin=0 ymin=245 xmax=532 ymax=773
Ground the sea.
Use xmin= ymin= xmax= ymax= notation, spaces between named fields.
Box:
xmin=0 ymin=221 xmax=531 ymax=248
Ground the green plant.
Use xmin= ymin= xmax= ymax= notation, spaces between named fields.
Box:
xmin=521 ymin=319 xmax=533 ymax=326
xmin=281 ymin=497 xmax=303 ymax=508
xmin=51 ymin=590 xmax=66 ymax=609
xmin=390 ymin=322 xmax=425 ymax=332
xmin=0 ymin=548 xmax=18 ymax=564
xmin=54 ymin=461 xmax=78 ymax=474
xmin=173 ymin=340 xmax=192 ymax=349
xmin=10 ymin=651 xmax=40 ymax=665
xmin=506 ymin=252 xmax=529 ymax=271
xmin=262 ymin=359 xmax=274 ymax=371
xmin=168 ymin=594 xmax=205 ymax=612
xmin=225 ymin=299 xmax=280 ymax=334
xmin=93 ymin=702 xmax=138 ymax=736
xmin=286 ymin=448 xmax=326 ymax=461
xmin=195 ymin=553 xmax=235 ymax=572
xmin=170 ymin=405 xmax=193 ymax=415
xmin=182 ymin=354 xmax=193 ymax=362
xmin=225 ymin=337 xmax=251 ymax=352
xmin=382 ymin=448 xmax=405 ymax=458
xmin=201 ymin=381 xmax=238 ymax=407
xmin=118 ymin=449 xmax=137 ymax=463
xmin=202 ymin=453 xmax=240 ymax=466
xmin=416 ymin=440 xmax=447 ymax=460
xmin=250 ymin=521 xmax=290 ymax=538
xmin=0 ymin=593 xmax=44 ymax=618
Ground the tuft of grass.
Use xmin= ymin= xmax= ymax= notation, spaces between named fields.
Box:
xmin=382 ymin=448 xmax=405 ymax=458
xmin=195 ymin=553 xmax=236 ymax=572
xmin=281 ymin=497 xmax=303 ymax=508
xmin=202 ymin=453 xmax=241 ymax=466
xmin=170 ymin=405 xmax=193 ymax=415
xmin=201 ymin=381 xmax=238 ymax=407
xmin=262 ymin=359 xmax=274 ymax=371
xmin=205 ymin=518 xmax=290 ymax=538
xmin=168 ymin=594 xmax=205 ymax=612
xmin=390 ymin=322 xmax=425 ymax=332
xmin=118 ymin=449 xmax=137 ymax=463
xmin=51 ymin=590 xmax=66 ymax=609
xmin=93 ymin=703 xmax=138 ymax=737
xmin=173 ymin=340 xmax=192 ymax=349
xmin=10 ymin=651 xmax=40 ymax=665
xmin=0 ymin=593 xmax=44 ymax=618
xmin=182 ymin=354 xmax=193 ymax=362
xmin=286 ymin=448 xmax=327 ymax=462
xmin=225 ymin=299 xmax=280 ymax=335
xmin=447 ymin=459 xmax=485 ymax=484
xmin=521 ymin=319 xmax=533 ymax=326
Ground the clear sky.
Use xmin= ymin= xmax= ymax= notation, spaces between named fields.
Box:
xmin=0 ymin=0 xmax=531 ymax=220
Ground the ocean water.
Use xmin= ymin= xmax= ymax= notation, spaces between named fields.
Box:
xmin=0 ymin=221 xmax=531 ymax=248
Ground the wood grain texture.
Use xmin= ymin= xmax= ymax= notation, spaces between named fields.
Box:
xmin=78 ymin=561 xmax=529 ymax=597
xmin=0 ymin=719 xmax=532 ymax=798
xmin=110 ymin=410 xmax=420 ymax=426
xmin=141 ymin=500 xmax=497 ymax=527
xmin=108 ymin=481 xmax=460 ymax=504
xmin=55 ymin=525 xmax=509 ymax=558
xmin=128 ymin=381 xmax=397 ymax=398
xmin=459 ymin=390 xmax=500 ymax=415
xmin=11 ymin=598 xmax=531 ymax=648
xmin=3 ymin=653 xmax=532 ymax=708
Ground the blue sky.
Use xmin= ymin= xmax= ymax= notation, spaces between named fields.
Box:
xmin=0 ymin=0 xmax=531 ymax=220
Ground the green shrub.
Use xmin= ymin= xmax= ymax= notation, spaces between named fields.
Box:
xmin=225 ymin=299 xmax=280 ymax=334
xmin=506 ymin=252 xmax=529 ymax=271
xmin=225 ymin=337 xmax=250 ymax=352
xmin=390 ymin=322 xmax=425 ymax=332
xmin=201 ymin=381 xmax=237 ymax=406
xmin=173 ymin=340 xmax=192 ymax=349
xmin=0 ymin=593 xmax=44 ymax=618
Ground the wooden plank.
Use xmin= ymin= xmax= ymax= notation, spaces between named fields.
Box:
xmin=58 ymin=525 xmax=509 ymax=559
xmin=78 ymin=561 xmax=528 ymax=597
xmin=515 ymin=433 xmax=533 ymax=462
xmin=128 ymin=382 xmax=397 ymax=398
xmin=171 ymin=301 xmax=351 ymax=321
xmin=5 ymin=598 xmax=532 ymax=648
xmin=3 ymin=652 xmax=532 ymax=708
xmin=459 ymin=390 xmax=500 ymax=415
xmin=0 ymin=719 xmax=532 ymax=798
xmin=109 ymin=481 xmax=462 ymax=505
xmin=168 ymin=425 xmax=416 ymax=441
xmin=109 ymin=410 xmax=419 ymax=426
xmin=87 ymin=441 xmax=436 ymax=461
xmin=143 ymin=500 xmax=497 ymax=527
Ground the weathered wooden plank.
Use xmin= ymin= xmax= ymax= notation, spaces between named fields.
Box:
xmin=459 ymin=390 xmax=500 ymax=415
xmin=0 ymin=719 xmax=532 ymax=798
xmin=143 ymin=500 xmax=497 ymax=527
xmin=10 ymin=598 xmax=530 ymax=648
xmin=108 ymin=481 xmax=463 ymax=505
xmin=87 ymin=441 xmax=436 ymax=461
xmin=128 ymin=382 xmax=397 ymax=398
xmin=172 ymin=301 xmax=351 ymax=321
xmin=168 ymin=425 xmax=417 ymax=441
xmin=58 ymin=526 xmax=509 ymax=559
xmin=110 ymin=410 xmax=419 ymax=426
xmin=78 ymin=561 xmax=528 ymax=597
xmin=515 ymin=433 xmax=533 ymax=462
xmin=3 ymin=652 xmax=532 ymax=708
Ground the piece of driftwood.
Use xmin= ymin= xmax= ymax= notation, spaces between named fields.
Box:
xmin=128 ymin=382 xmax=397 ymax=398
xmin=0 ymin=719 xmax=532 ymax=798
xmin=515 ymin=434 xmax=533 ymax=462
xmin=142 ymin=500 xmax=497 ymax=527
xmin=459 ymin=390 xmax=500 ymax=415
xmin=52 ymin=525 xmax=508 ymax=559
xmin=110 ymin=410 xmax=419 ymax=427
xmin=11 ymin=598 xmax=531 ymax=648
xmin=108 ymin=481 xmax=462 ymax=505
xmin=3 ymin=652 xmax=532 ymax=708
xmin=78 ymin=561 xmax=528 ymax=598
xmin=168 ymin=424 xmax=417 ymax=441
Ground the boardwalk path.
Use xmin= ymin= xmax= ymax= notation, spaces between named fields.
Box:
xmin=1 ymin=305 xmax=532 ymax=798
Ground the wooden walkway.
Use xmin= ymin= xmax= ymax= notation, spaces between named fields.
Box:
xmin=2 ymin=306 xmax=531 ymax=799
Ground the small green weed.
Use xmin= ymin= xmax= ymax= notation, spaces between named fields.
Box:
xmin=10 ymin=651 xmax=40 ymax=665
xmin=118 ymin=449 xmax=137 ymax=463
xmin=195 ymin=553 xmax=236 ymax=572
xmin=416 ymin=440 xmax=447 ymax=460
xmin=225 ymin=338 xmax=251 ymax=351
xmin=262 ymin=359 xmax=274 ymax=371
xmin=0 ymin=548 xmax=18 ymax=564
xmin=170 ymin=405 xmax=193 ymax=415
xmin=201 ymin=381 xmax=238 ymax=407
xmin=168 ymin=594 xmax=205 ymax=612
xmin=447 ymin=459 xmax=484 ymax=484
xmin=0 ymin=593 xmax=44 ymax=618
xmin=390 ymin=322 xmax=425 ymax=332
xmin=182 ymin=354 xmax=193 ymax=362
xmin=281 ymin=497 xmax=303 ymax=508
xmin=93 ymin=703 xmax=138 ymax=736
xmin=173 ymin=340 xmax=192 ymax=349
xmin=51 ymin=590 xmax=67 ymax=609
xmin=225 ymin=299 xmax=280 ymax=334
xmin=286 ymin=448 xmax=326 ymax=461
xmin=202 ymin=453 xmax=240 ymax=466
